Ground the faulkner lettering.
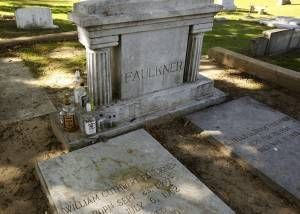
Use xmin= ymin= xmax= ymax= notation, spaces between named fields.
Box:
xmin=124 ymin=61 xmax=184 ymax=83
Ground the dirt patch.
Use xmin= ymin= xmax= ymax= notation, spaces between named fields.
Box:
xmin=0 ymin=57 xmax=57 ymax=124
xmin=0 ymin=59 xmax=300 ymax=213
xmin=146 ymin=60 xmax=300 ymax=214
xmin=0 ymin=117 xmax=66 ymax=213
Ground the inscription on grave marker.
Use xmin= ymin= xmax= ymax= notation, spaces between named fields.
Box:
xmin=187 ymin=97 xmax=300 ymax=201
xmin=61 ymin=162 xmax=182 ymax=214
xmin=124 ymin=61 xmax=184 ymax=83
xmin=228 ymin=116 xmax=300 ymax=152
xmin=120 ymin=27 xmax=189 ymax=99
xmin=37 ymin=129 xmax=235 ymax=214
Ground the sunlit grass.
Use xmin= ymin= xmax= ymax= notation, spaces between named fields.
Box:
xmin=18 ymin=41 xmax=85 ymax=78
xmin=232 ymin=0 xmax=300 ymax=17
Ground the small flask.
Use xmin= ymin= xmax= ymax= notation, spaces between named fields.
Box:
xmin=61 ymin=93 xmax=77 ymax=132
xmin=82 ymin=103 xmax=97 ymax=136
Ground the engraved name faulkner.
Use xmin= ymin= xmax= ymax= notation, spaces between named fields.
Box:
xmin=124 ymin=61 xmax=184 ymax=83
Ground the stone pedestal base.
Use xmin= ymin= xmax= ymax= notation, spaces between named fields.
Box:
xmin=51 ymin=78 xmax=227 ymax=151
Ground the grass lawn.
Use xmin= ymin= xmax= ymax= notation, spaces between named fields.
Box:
xmin=0 ymin=0 xmax=299 ymax=73
xmin=203 ymin=8 xmax=300 ymax=72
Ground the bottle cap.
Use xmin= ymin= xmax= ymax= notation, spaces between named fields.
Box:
xmin=63 ymin=93 xmax=71 ymax=105
xmin=86 ymin=103 xmax=92 ymax=112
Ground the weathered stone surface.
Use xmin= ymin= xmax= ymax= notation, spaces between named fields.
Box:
xmin=15 ymin=7 xmax=58 ymax=29
xmin=121 ymin=27 xmax=188 ymax=99
xmin=70 ymin=0 xmax=220 ymax=27
xmin=36 ymin=129 xmax=234 ymax=214
xmin=0 ymin=58 xmax=56 ymax=124
xmin=264 ymin=29 xmax=293 ymax=55
xmin=187 ymin=97 xmax=300 ymax=202
xmin=249 ymin=37 xmax=268 ymax=57
xmin=70 ymin=0 xmax=222 ymax=107
xmin=259 ymin=17 xmax=300 ymax=30
xmin=290 ymin=29 xmax=300 ymax=49
xmin=51 ymin=79 xmax=227 ymax=151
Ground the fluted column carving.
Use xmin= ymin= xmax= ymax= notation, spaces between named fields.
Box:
xmin=184 ymin=24 xmax=210 ymax=83
xmin=86 ymin=48 xmax=112 ymax=106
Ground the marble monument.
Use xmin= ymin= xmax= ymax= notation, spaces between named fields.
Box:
xmin=52 ymin=0 xmax=226 ymax=150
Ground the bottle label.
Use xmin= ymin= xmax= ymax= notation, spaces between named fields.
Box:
xmin=84 ymin=121 xmax=96 ymax=135
xmin=63 ymin=115 xmax=76 ymax=131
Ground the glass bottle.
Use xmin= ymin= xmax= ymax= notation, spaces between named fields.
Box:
xmin=61 ymin=93 xmax=78 ymax=132
xmin=81 ymin=103 xmax=97 ymax=136
xmin=74 ymin=81 xmax=86 ymax=107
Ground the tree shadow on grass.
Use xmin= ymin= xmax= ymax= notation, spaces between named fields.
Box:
xmin=0 ymin=18 xmax=75 ymax=39
xmin=203 ymin=19 xmax=273 ymax=55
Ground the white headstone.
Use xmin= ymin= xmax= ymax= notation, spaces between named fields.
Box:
xmin=36 ymin=129 xmax=235 ymax=214
xmin=216 ymin=0 xmax=236 ymax=11
xmin=15 ymin=7 xmax=58 ymax=29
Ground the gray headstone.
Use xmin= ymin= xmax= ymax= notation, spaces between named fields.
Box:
xmin=278 ymin=0 xmax=291 ymax=5
xmin=289 ymin=29 xmax=300 ymax=49
xmin=264 ymin=29 xmax=293 ymax=55
xmin=186 ymin=97 xmax=300 ymax=202
xmin=249 ymin=37 xmax=268 ymax=57
xmin=15 ymin=7 xmax=58 ymax=29
xmin=36 ymin=129 xmax=234 ymax=214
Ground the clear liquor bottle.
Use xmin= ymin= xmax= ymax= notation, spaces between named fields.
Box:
xmin=81 ymin=103 xmax=97 ymax=136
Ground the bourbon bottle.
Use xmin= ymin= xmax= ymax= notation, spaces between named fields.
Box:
xmin=61 ymin=93 xmax=78 ymax=132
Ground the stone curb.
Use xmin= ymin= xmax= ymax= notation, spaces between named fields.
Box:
xmin=0 ymin=31 xmax=78 ymax=49
xmin=208 ymin=47 xmax=300 ymax=93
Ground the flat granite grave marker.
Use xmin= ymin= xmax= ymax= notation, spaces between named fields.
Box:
xmin=36 ymin=129 xmax=234 ymax=214
xmin=186 ymin=97 xmax=300 ymax=203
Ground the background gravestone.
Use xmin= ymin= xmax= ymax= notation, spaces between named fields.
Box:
xmin=249 ymin=37 xmax=268 ymax=57
xmin=187 ymin=97 xmax=300 ymax=203
xmin=278 ymin=0 xmax=291 ymax=5
xmin=289 ymin=29 xmax=300 ymax=49
xmin=264 ymin=29 xmax=293 ymax=55
xmin=36 ymin=129 xmax=235 ymax=214
xmin=215 ymin=0 xmax=236 ymax=11
xmin=15 ymin=7 xmax=58 ymax=29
